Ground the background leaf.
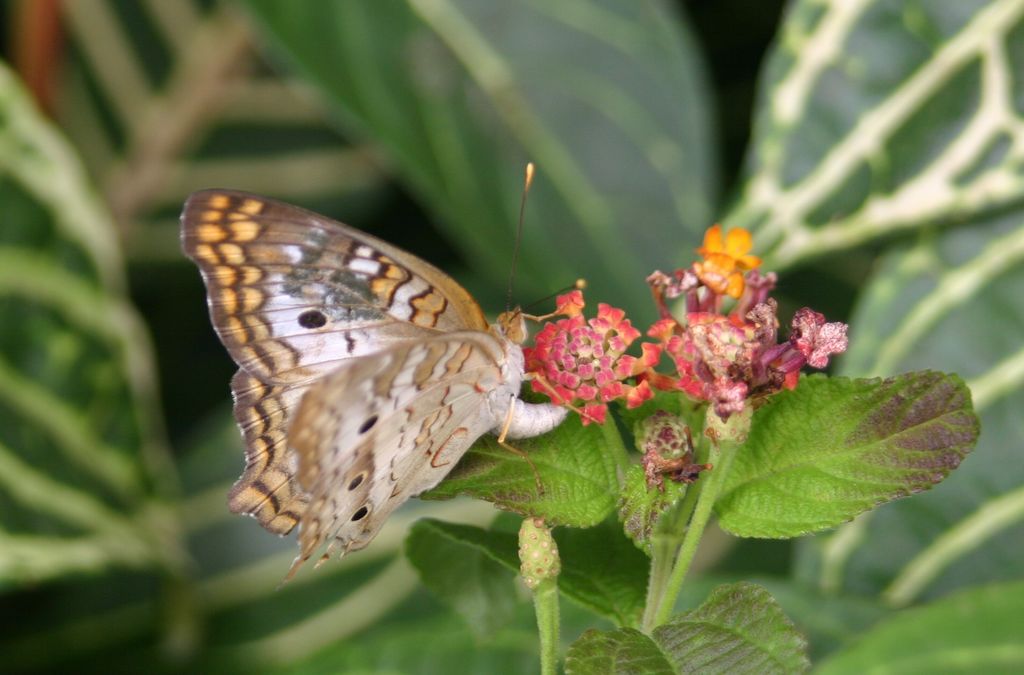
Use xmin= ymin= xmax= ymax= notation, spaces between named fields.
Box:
xmin=404 ymin=516 xmax=647 ymax=628
xmin=554 ymin=517 xmax=650 ymax=628
xmin=716 ymin=372 xmax=979 ymax=538
xmin=795 ymin=210 xmax=1024 ymax=608
xmin=241 ymin=0 xmax=718 ymax=321
xmin=0 ymin=61 xmax=181 ymax=585
xmin=56 ymin=0 xmax=384 ymax=260
xmin=729 ymin=0 xmax=1024 ymax=270
xmin=815 ymin=580 xmax=1024 ymax=674
xmin=405 ymin=518 xmax=520 ymax=638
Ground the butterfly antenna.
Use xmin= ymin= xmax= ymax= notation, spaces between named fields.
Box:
xmin=506 ymin=162 xmax=534 ymax=311
xmin=524 ymin=278 xmax=587 ymax=312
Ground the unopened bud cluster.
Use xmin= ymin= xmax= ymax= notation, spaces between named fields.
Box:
xmin=518 ymin=517 xmax=560 ymax=589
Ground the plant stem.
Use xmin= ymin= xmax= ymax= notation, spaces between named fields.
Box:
xmin=533 ymin=578 xmax=560 ymax=675
xmin=641 ymin=449 xmax=705 ymax=632
xmin=650 ymin=437 xmax=737 ymax=627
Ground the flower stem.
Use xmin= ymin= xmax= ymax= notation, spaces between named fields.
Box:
xmin=641 ymin=454 xmax=704 ymax=632
xmin=651 ymin=434 xmax=738 ymax=627
xmin=533 ymin=578 xmax=560 ymax=675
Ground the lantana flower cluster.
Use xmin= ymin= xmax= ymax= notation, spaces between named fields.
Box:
xmin=524 ymin=224 xmax=848 ymax=423
xmin=524 ymin=295 xmax=657 ymax=424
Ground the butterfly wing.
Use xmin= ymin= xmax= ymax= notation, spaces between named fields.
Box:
xmin=180 ymin=190 xmax=492 ymax=534
xmin=181 ymin=189 xmax=490 ymax=386
xmin=285 ymin=332 xmax=513 ymax=575
xmin=227 ymin=370 xmax=309 ymax=534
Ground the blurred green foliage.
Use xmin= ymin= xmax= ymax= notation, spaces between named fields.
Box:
xmin=1 ymin=0 xmax=1022 ymax=672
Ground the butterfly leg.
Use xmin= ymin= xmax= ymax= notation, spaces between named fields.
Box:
xmin=496 ymin=396 xmax=545 ymax=494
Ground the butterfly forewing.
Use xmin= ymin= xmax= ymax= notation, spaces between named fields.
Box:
xmin=286 ymin=333 xmax=510 ymax=573
xmin=181 ymin=190 xmax=489 ymax=387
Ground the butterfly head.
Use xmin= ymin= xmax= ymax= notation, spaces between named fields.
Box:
xmin=495 ymin=309 xmax=528 ymax=344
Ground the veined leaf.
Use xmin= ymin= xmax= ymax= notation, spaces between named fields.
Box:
xmin=653 ymin=582 xmax=809 ymax=674
xmin=674 ymin=575 xmax=888 ymax=663
xmin=565 ymin=582 xmax=810 ymax=674
xmin=56 ymin=0 xmax=385 ymax=260
xmin=717 ymin=373 xmax=979 ymax=539
xmin=565 ymin=628 xmax=676 ymax=675
xmin=0 ymin=62 xmax=180 ymax=586
xmin=242 ymin=0 xmax=717 ymax=321
xmin=729 ymin=0 xmax=1024 ymax=269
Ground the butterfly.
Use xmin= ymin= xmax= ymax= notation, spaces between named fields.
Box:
xmin=181 ymin=189 xmax=568 ymax=577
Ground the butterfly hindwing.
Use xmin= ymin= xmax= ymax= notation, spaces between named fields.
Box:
xmin=227 ymin=370 xmax=309 ymax=534
xmin=286 ymin=333 xmax=512 ymax=573
xmin=181 ymin=190 xmax=489 ymax=387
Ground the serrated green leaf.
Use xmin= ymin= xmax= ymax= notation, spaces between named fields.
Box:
xmin=674 ymin=575 xmax=888 ymax=663
xmin=424 ymin=413 xmax=624 ymax=527
xmin=729 ymin=0 xmax=1024 ymax=270
xmin=716 ymin=372 xmax=979 ymax=538
xmin=405 ymin=518 xmax=520 ymax=638
xmin=242 ymin=0 xmax=717 ymax=322
xmin=816 ymin=580 xmax=1024 ymax=674
xmin=565 ymin=628 xmax=676 ymax=675
xmin=0 ymin=62 xmax=180 ymax=587
xmin=654 ymin=582 xmax=809 ymax=674
xmin=618 ymin=464 xmax=686 ymax=554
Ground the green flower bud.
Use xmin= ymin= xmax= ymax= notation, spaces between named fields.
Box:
xmin=636 ymin=410 xmax=691 ymax=459
xmin=518 ymin=517 xmax=560 ymax=590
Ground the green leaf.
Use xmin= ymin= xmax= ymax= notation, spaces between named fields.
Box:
xmin=565 ymin=628 xmax=676 ymax=675
xmin=567 ymin=582 xmax=810 ymax=674
xmin=674 ymin=576 xmax=888 ymax=663
xmin=405 ymin=518 xmax=520 ymax=638
xmin=716 ymin=372 xmax=979 ymax=538
xmin=654 ymin=582 xmax=810 ymax=674
xmin=816 ymin=580 xmax=1024 ymax=674
xmin=242 ymin=0 xmax=717 ymax=321
xmin=618 ymin=464 xmax=686 ymax=554
xmin=403 ymin=516 xmax=646 ymax=628
xmin=425 ymin=413 xmax=625 ymax=528
xmin=796 ymin=211 xmax=1024 ymax=604
xmin=0 ymin=62 xmax=181 ymax=586
xmin=729 ymin=0 xmax=1024 ymax=270
xmin=554 ymin=518 xmax=649 ymax=628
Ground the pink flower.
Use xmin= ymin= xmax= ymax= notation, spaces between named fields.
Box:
xmin=639 ymin=299 xmax=849 ymax=420
xmin=790 ymin=308 xmax=849 ymax=369
xmin=525 ymin=301 xmax=651 ymax=424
